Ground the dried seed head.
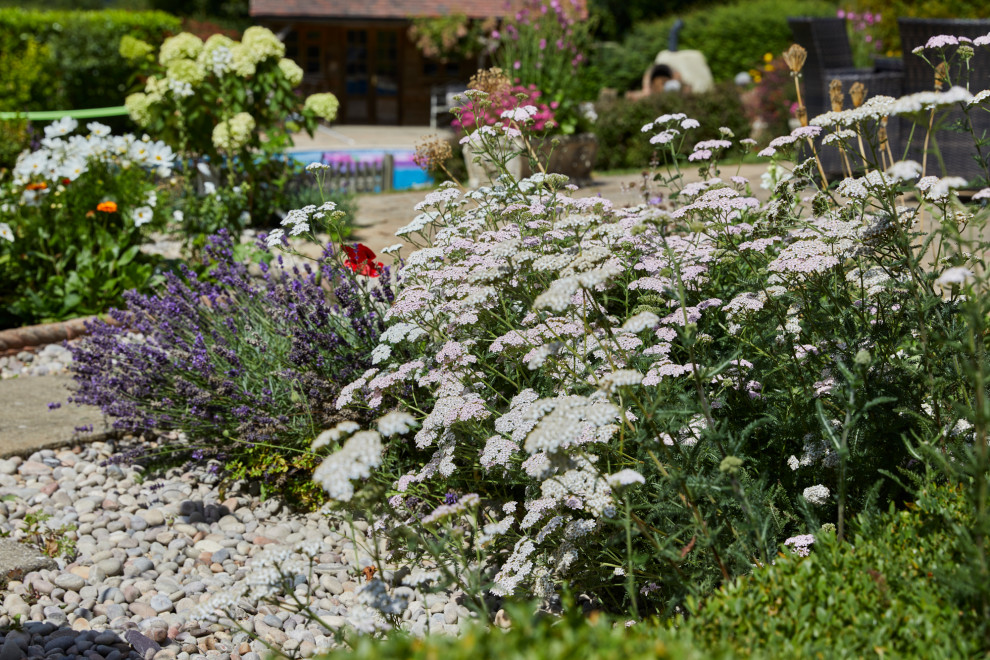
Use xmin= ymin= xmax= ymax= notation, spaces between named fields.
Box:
xmin=796 ymin=105 xmax=808 ymax=127
xmin=782 ymin=44 xmax=807 ymax=73
xmin=468 ymin=67 xmax=510 ymax=98
xmin=829 ymin=79 xmax=844 ymax=112
xmin=413 ymin=134 xmax=453 ymax=173
xmin=849 ymin=82 xmax=866 ymax=108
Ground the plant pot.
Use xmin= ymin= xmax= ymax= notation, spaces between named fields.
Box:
xmin=462 ymin=136 xmax=526 ymax=189
xmin=462 ymin=133 xmax=599 ymax=188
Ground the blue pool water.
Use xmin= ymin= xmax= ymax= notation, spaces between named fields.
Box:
xmin=288 ymin=149 xmax=432 ymax=191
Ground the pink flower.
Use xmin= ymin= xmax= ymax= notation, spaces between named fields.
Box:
xmin=514 ymin=60 xmax=521 ymax=70
xmin=491 ymin=30 xmax=500 ymax=39
xmin=837 ymin=8 xmax=845 ymax=18
xmin=539 ymin=38 xmax=546 ymax=50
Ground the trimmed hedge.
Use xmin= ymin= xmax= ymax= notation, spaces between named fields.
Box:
xmin=0 ymin=10 xmax=181 ymax=112
xmin=591 ymin=0 xmax=835 ymax=93
xmin=593 ymin=83 xmax=750 ymax=171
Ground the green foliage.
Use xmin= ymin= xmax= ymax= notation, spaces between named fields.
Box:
xmin=317 ymin=602 xmax=708 ymax=660
xmin=0 ymin=152 xmax=166 ymax=328
xmin=0 ymin=9 xmax=180 ymax=112
xmin=593 ymin=84 xmax=751 ymax=171
xmin=591 ymin=0 xmax=835 ymax=92
xmin=0 ymin=119 xmax=33 ymax=171
xmin=684 ymin=482 xmax=980 ymax=658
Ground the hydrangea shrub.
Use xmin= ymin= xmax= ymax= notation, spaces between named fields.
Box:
xmin=121 ymin=27 xmax=340 ymax=227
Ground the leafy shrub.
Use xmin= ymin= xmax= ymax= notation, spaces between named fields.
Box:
xmin=122 ymin=27 xmax=340 ymax=228
xmin=0 ymin=118 xmax=172 ymax=327
xmin=591 ymin=0 xmax=835 ymax=92
xmin=318 ymin=604 xmax=708 ymax=660
xmin=593 ymin=83 xmax=750 ymax=170
xmin=684 ymin=482 xmax=980 ymax=658
xmin=0 ymin=9 xmax=180 ymax=112
xmin=68 ymin=229 xmax=394 ymax=506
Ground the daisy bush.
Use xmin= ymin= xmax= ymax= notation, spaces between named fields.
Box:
xmin=0 ymin=118 xmax=173 ymax=327
xmin=287 ymin=34 xmax=990 ymax=621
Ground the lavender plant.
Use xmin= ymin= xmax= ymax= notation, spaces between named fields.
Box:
xmin=69 ymin=227 xmax=395 ymax=505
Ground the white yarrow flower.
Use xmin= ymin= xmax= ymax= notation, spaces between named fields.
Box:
xmin=803 ymin=484 xmax=830 ymax=505
xmin=935 ymin=266 xmax=974 ymax=288
xmin=607 ymin=469 xmax=646 ymax=488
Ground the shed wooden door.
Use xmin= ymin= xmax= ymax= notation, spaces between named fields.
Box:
xmin=344 ymin=28 xmax=400 ymax=124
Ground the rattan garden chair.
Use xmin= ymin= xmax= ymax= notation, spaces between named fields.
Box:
xmin=788 ymin=17 xmax=904 ymax=177
xmin=897 ymin=18 xmax=990 ymax=185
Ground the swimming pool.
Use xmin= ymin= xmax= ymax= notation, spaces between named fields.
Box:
xmin=288 ymin=149 xmax=432 ymax=192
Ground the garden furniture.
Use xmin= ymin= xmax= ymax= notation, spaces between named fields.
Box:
xmin=788 ymin=16 xmax=904 ymax=176
xmin=898 ymin=17 xmax=990 ymax=184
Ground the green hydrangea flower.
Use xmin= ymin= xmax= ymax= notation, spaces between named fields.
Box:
xmin=119 ymin=36 xmax=154 ymax=61
xmin=212 ymin=112 xmax=256 ymax=151
xmin=200 ymin=34 xmax=236 ymax=61
xmin=166 ymin=58 xmax=207 ymax=86
xmin=125 ymin=93 xmax=153 ymax=126
xmin=144 ymin=76 xmax=165 ymax=104
xmin=229 ymin=44 xmax=257 ymax=78
xmin=241 ymin=26 xmax=285 ymax=62
xmin=304 ymin=93 xmax=340 ymax=122
xmin=159 ymin=32 xmax=204 ymax=67
xmin=279 ymin=58 xmax=304 ymax=87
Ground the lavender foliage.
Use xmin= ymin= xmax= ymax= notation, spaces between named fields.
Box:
xmin=69 ymin=230 xmax=393 ymax=486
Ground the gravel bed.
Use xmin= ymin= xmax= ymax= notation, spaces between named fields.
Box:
xmin=1 ymin=343 xmax=75 ymax=380
xmin=0 ymin=440 xmax=467 ymax=660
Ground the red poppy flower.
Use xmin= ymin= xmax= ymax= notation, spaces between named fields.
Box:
xmin=343 ymin=243 xmax=383 ymax=277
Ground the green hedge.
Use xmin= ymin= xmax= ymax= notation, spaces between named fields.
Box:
xmin=0 ymin=10 xmax=180 ymax=112
xmin=684 ymin=483 xmax=979 ymax=658
xmin=591 ymin=0 xmax=836 ymax=93
xmin=593 ymin=83 xmax=750 ymax=171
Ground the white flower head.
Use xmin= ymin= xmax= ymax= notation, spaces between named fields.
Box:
xmin=132 ymin=206 xmax=154 ymax=227
xmin=935 ymin=266 xmax=974 ymax=289
xmin=607 ymin=469 xmax=646 ymax=488
xmin=0 ymin=222 xmax=13 ymax=242
xmin=376 ymin=411 xmax=418 ymax=437
xmin=803 ymin=484 xmax=830 ymax=505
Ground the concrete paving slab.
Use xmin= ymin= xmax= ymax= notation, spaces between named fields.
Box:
xmin=0 ymin=375 xmax=108 ymax=459
xmin=0 ymin=538 xmax=56 ymax=590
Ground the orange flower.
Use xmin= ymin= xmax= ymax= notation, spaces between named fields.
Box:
xmin=25 ymin=182 xmax=47 ymax=191
xmin=96 ymin=201 xmax=118 ymax=213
